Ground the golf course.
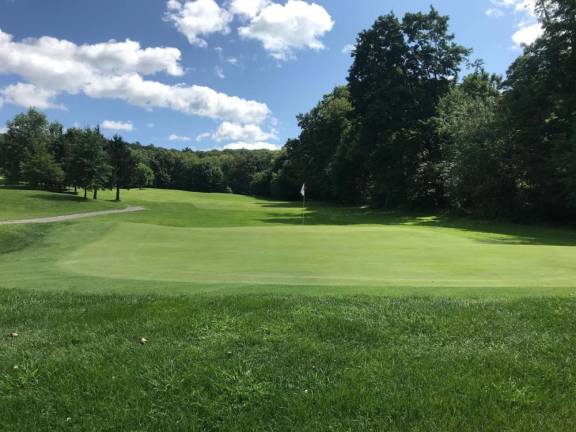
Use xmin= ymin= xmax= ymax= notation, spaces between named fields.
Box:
xmin=3 ymin=187 xmax=576 ymax=296
xmin=1 ymin=0 xmax=576 ymax=428
xmin=2 ymin=187 xmax=576 ymax=430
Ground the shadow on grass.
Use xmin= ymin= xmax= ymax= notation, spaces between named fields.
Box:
xmin=0 ymin=184 xmax=31 ymax=190
xmin=28 ymin=193 xmax=118 ymax=204
xmin=257 ymin=200 xmax=576 ymax=247
xmin=28 ymin=193 xmax=87 ymax=203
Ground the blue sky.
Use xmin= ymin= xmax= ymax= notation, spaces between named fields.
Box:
xmin=0 ymin=0 xmax=541 ymax=150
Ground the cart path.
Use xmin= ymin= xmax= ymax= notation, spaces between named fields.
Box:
xmin=0 ymin=206 xmax=145 ymax=225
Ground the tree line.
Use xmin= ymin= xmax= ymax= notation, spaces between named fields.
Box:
xmin=1 ymin=0 xmax=574 ymax=222
xmin=0 ymin=109 xmax=277 ymax=201
xmin=267 ymin=0 xmax=576 ymax=221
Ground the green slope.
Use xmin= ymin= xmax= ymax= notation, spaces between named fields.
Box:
xmin=0 ymin=188 xmax=123 ymax=221
xmin=1 ymin=187 xmax=576 ymax=297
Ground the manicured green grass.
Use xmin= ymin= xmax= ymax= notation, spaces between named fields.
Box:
xmin=2 ymin=187 xmax=576 ymax=430
xmin=1 ymin=187 xmax=576 ymax=296
xmin=0 ymin=187 xmax=122 ymax=221
xmin=1 ymin=291 xmax=575 ymax=431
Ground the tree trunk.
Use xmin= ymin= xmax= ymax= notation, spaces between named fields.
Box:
xmin=84 ymin=188 xmax=87 ymax=199
xmin=93 ymin=188 xmax=98 ymax=200
xmin=74 ymin=186 xmax=77 ymax=195
xmin=115 ymin=186 xmax=121 ymax=201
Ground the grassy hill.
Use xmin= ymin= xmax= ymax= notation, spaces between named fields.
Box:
xmin=0 ymin=187 xmax=123 ymax=221
xmin=1 ymin=187 xmax=576 ymax=430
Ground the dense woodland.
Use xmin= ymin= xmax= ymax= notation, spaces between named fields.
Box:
xmin=1 ymin=0 xmax=574 ymax=221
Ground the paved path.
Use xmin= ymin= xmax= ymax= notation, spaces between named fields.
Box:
xmin=0 ymin=206 xmax=145 ymax=225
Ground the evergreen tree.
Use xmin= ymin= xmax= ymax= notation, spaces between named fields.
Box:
xmin=20 ymin=144 xmax=65 ymax=190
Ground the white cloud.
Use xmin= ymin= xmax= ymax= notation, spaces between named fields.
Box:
xmin=0 ymin=29 xmax=270 ymax=124
xmin=486 ymin=0 xmax=542 ymax=47
xmin=487 ymin=0 xmax=538 ymax=17
xmin=512 ymin=22 xmax=543 ymax=46
xmin=164 ymin=0 xmax=333 ymax=60
xmin=485 ymin=8 xmax=504 ymax=17
xmin=0 ymin=127 xmax=7 ymax=134
xmin=341 ymin=43 xmax=354 ymax=55
xmin=101 ymin=120 xmax=134 ymax=131
xmin=165 ymin=0 xmax=232 ymax=47
xmin=76 ymin=39 xmax=184 ymax=77
xmin=223 ymin=141 xmax=279 ymax=150
xmin=82 ymin=73 xmax=269 ymax=123
xmin=215 ymin=65 xmax=225 ymax=79
xmin=197 ymin=121 xmax=279 ymax=150
xmin=169 ymin=133 xmax=191 ymax=142
xmin=0 ymin=32 xmax=183 ymax=92
xmin=211 ymin=121 xmax=277 ymax=142
xmin=238 ymin=0 xmax=334 ymax=60
xmin=0 ymin=83 xmax=65 ymax=110
xmin=196 ymin=132 xmax=211 ymax=141
xmin=230 ymin=0 xmax=270 ymax=18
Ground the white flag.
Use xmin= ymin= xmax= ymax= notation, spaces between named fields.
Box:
xmin=300 ymin=183 xmax=306 ymax=197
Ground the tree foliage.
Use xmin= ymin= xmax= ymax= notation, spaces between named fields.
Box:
xmin=1 ymin=2 xmax=574 ymax=221
xmin=347 ymin=8 xmax=470 ymax=207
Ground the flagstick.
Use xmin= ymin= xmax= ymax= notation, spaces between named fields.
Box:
xmin=302 ymin=192 xmax=305 ymax=225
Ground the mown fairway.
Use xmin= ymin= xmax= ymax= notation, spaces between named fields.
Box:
xmin=1 ymin=187 xmax=576 ymax=430
xmin=0 ymin=187 xmax=123 ymax=221
xmin=3 ymin=187 xmax=576 ymax=296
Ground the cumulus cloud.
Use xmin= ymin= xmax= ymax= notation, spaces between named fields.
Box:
xmin=0 ymin=31 xmax=183 ymax=92
xmin=77 ymin=39 xmax=184 ymax=77
xmin=169 ymin=133 xmax=192 ymax=141
xmin=0 ymin=83 xmax=65 ymax=110
xmin=238 ymin=0 xmax=334 ymax=60
xmin=196 ymin=121 xmax=279 ymax=150
xmin=223 ymin=141 xmax=279 ymax=150
xmin=341 ymin=43 xmax=354 ymax=55
xmin=486 ymin=0 xmax=542 ymax=47
xmin=0 ymin=29 xmax=270 ymax=124
xmin=512 ymin=22 xmax=543 ymax=46
xmin=165 ymin=0 xmax=232 ymax=47
xmin=210 ymin=121 xmax=278 ymax=142
xmin=229 ymin=0 xmax=270 ymax=18
xmin=164 ymin=0 xmax=334 ymax=60
xmin=101 ymin=120 xmax=134 ymax=131
xmin=83 ymin=74 xmax=269 ymax=123
xmin=0 ymin=127 xmax=7 ymax=134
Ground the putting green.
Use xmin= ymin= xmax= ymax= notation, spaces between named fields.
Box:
xmin=3 ymin=187 xmax=576 ymax=296
xmin=58 ymin=221 xmax=576 ymax=287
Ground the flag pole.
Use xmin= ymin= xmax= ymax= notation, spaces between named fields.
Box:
xmin=302 ymin=191 xmax=305 ymax=225
xmin=301 ymin=183 xmax=306 ymax=225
